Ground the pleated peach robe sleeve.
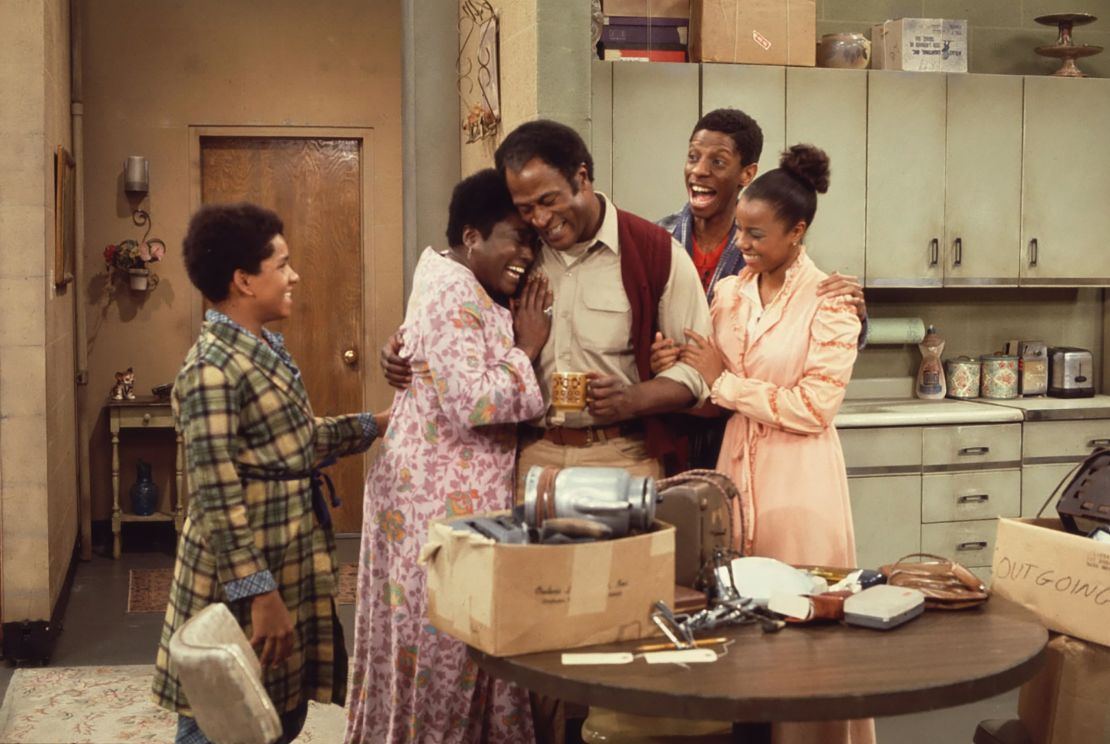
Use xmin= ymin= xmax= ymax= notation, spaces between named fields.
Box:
xmin=709 ymin=251 xmax=861 ymax=563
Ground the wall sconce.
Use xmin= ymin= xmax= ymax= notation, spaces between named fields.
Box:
xmin=124 ymin=155 xmax=149 ymax=194
xmin=105 ymin=156 xmax=165 ymax=292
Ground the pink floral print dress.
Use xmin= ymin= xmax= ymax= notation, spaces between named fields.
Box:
xmin=345 ymin=248 xmax=544 ymax=743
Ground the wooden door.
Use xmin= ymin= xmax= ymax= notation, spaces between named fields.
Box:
xmin=786 ymin=67 xmax=867 ymax=279
xmin=200 ymin=137 xmax=367 ymax=533
xmin=866 ymin=71 xmax=946 ymax=287
xmin=944 ymin=74 xmax=1022 ymax=286
xmin=1021 ymin=76 xmax=1110 ymax=284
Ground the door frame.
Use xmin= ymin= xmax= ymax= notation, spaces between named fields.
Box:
xmin=187 ymin=125 xmax=378 ymax=418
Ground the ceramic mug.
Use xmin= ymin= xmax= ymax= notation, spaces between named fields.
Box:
xmin=980 ymin=354 xmax=1019 ymax=399
xmin=945 ymin=357 xmax=980 ymax=399
xmin=551 ymin=372 xmax=589 ymax=411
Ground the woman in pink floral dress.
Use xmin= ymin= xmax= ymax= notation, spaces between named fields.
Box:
xmin=345 ymin=169 xmax=551 ymax=744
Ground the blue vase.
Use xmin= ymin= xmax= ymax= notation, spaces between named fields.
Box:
xmin=130 ymin=459 xmax=159 ymax=516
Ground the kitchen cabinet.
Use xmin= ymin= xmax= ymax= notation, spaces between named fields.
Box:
xmin=786 ymin=68 xmax=867 ymax=278
xmin=841 ymin=423 xmax=1021 ymax=578
xmin=944 ymin=74 xmax=1023 ymax=286
xmin=846 ymin=475 xmax=920 ymax=572
xmin=591 ymin=62 xmax=1110 ymax=287
xmin=701 ymin=64 xmax=786 ymax=185
xmin=1020 ymin=76 xmax=1110 ymax=284
xmin=1021 ymin=418 xmax=1110 ymax=516
xmin=866 ymin=72 xmax=1025 ymax=288
xmin=865 ymin=71 xmax=947 ymax=287
xmin=841 ymin=426 xmax=921 ymax=571
xmin=599 ymin=61 xmax=699 ymax=221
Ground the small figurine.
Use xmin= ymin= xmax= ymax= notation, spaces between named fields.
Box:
xmin=111 ymin=367 xmax=136 ymax=401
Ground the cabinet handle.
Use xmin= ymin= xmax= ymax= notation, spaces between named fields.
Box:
xmin=957 ymin=493 xmax=989 ymax=504
xmin=1088 ymin=438 xmax=1110 ymax=448
xmin=1028 ymin=238 xmax=1038 ymax=267
xmin=929 ymin=238 xmax=939 ymax=266
xmin=956 ymin=541 xmax=988 ymax=552
xmin=953 ymin=237 xmax=963 ymax=267
xmin=142 ymin=413 xmax=152 ymax=425
xmin=958 ymin=446 xmax=990 ymax=456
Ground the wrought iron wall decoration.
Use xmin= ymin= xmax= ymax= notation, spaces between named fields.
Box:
xmin=459 ymin=0 xmax=501 ymax=143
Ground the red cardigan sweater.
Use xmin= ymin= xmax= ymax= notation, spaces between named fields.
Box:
xmin=615 ymin=208 xmax=681 ymax=464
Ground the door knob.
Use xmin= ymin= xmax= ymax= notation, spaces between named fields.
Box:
xmin=343 ymin=348 xmax=358 ymax=366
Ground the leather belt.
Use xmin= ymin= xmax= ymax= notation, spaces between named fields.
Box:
xmin=529 ymin=422 xmax=642 ymax=447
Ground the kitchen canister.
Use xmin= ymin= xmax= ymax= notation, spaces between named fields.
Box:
xmin=945 ymin=357 xmax=981 ymax=399
xmin=980 ymin=353 xmax=1019 ymax=399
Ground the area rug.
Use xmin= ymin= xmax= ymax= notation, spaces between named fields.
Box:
xmin=0 ymin=665 xmax=345 ymax=743
xmin=127 ymin=563 xmax=359 ymax=613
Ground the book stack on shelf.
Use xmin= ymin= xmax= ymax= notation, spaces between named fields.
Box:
xmin=600 ymin=0 xmax=689 ymax=62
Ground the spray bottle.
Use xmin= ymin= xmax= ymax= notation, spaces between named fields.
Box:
xmin=916 ymin=325 xmax=946 ymax=400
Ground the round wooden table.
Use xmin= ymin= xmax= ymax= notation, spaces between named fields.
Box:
xmin=470 ymin=596 xmax=1047 ymax=723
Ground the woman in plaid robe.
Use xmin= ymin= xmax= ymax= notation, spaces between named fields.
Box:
xmin=152 ymin=203 xmax=385 ymax=744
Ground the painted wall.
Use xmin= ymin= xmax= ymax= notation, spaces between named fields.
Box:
xmin=857 ymin=288 xmax=1104 ymax=381
xmin=79 ymin=0 xmax=403 ymax=523
xmin=818 ymin=0 xmax=1110 ymax=78
xmin=0 ymin=0 xmax=76 ymax=622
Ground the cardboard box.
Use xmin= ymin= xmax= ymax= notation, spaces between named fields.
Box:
xmin=603 ymin=0 xmax=690 ymax=19
xmin=1018 ymin=634 xmax=1110 ymax=744
xmin=422 ymin=514 xmax=675 ymax=656
xmin=991 ymin=517 xmax=1110 ymax=647
xmin=690 ymin=0 xmax=815 ymax=67
xmin=871 ymin=18 xmax=967 ymax=72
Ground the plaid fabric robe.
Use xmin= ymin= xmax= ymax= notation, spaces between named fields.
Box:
xmin=152 ymin=316 xmax=375 ymax=715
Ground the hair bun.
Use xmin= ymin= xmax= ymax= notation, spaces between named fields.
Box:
xmin=779 ymin=144 xmax=830 ymax=194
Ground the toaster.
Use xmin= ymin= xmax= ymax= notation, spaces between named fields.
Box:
xmin=1048 ymin=347 xmax=1095 ymax=398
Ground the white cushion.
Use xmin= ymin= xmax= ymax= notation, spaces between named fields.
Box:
xmin=169 ymin=603 xmax=282 ymax=744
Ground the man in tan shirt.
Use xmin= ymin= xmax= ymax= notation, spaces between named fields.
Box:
xmin=383 ymin=120 xmax=711 ymax=490
xmin=495 ymin=120 xmax=712 ymax=493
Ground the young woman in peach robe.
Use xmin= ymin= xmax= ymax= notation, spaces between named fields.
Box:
xmin=682 ymin=145 xmax=874 ymax=744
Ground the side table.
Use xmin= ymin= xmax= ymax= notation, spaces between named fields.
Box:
xmin=108 ymin=396 xmax=185 ymax=558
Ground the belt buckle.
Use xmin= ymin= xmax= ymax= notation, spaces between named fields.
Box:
xmin=584 ymin=427 xmax=595 ymax=446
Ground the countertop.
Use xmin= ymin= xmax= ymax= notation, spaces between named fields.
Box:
xmin=834 ymin=385 xmax=1110 ymax=428
xmin=834 ymin=398 xmax=1024 ymax=428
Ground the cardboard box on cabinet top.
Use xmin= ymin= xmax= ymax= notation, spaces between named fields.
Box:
xmin=689 ymin=0 xmax=815 ymax=66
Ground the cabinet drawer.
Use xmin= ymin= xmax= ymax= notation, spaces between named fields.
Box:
xmin=114 ymin=408 xmax=175 ymax=429
xmin=921 ymin=470 xmax=1021 ymax=523
xmin=922 ymin=424 xmax=1021 ymax=470
xmin=1023 ymin=419 xmax=1110 ymax=463
xmin=920 ymin=520 xmax=999 ymax=567
xmin=840 ymin=427 xmax=921 ymax=475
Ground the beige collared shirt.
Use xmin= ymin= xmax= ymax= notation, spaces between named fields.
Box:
xmin=534 ymin=193 xmax=711 ymax=427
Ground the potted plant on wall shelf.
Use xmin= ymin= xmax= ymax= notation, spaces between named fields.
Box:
xmin=104 ymin=238 xmax=165 ymax=291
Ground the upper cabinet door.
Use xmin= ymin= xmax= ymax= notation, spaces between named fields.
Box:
xmin=1021 ymin=77 xmax=1110 ymax=285
xmin=786 ymin=67 xmax=866 ymax=279
xmin=866 ymin=71 xmax=947 ymax=287
xmin=701 ymin=64 xmax=786 ymax=179
xmin=944 ymin=74 xmax=1023 ymax=286
xmin=611 ymin=62 xmax=700 ymax=222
